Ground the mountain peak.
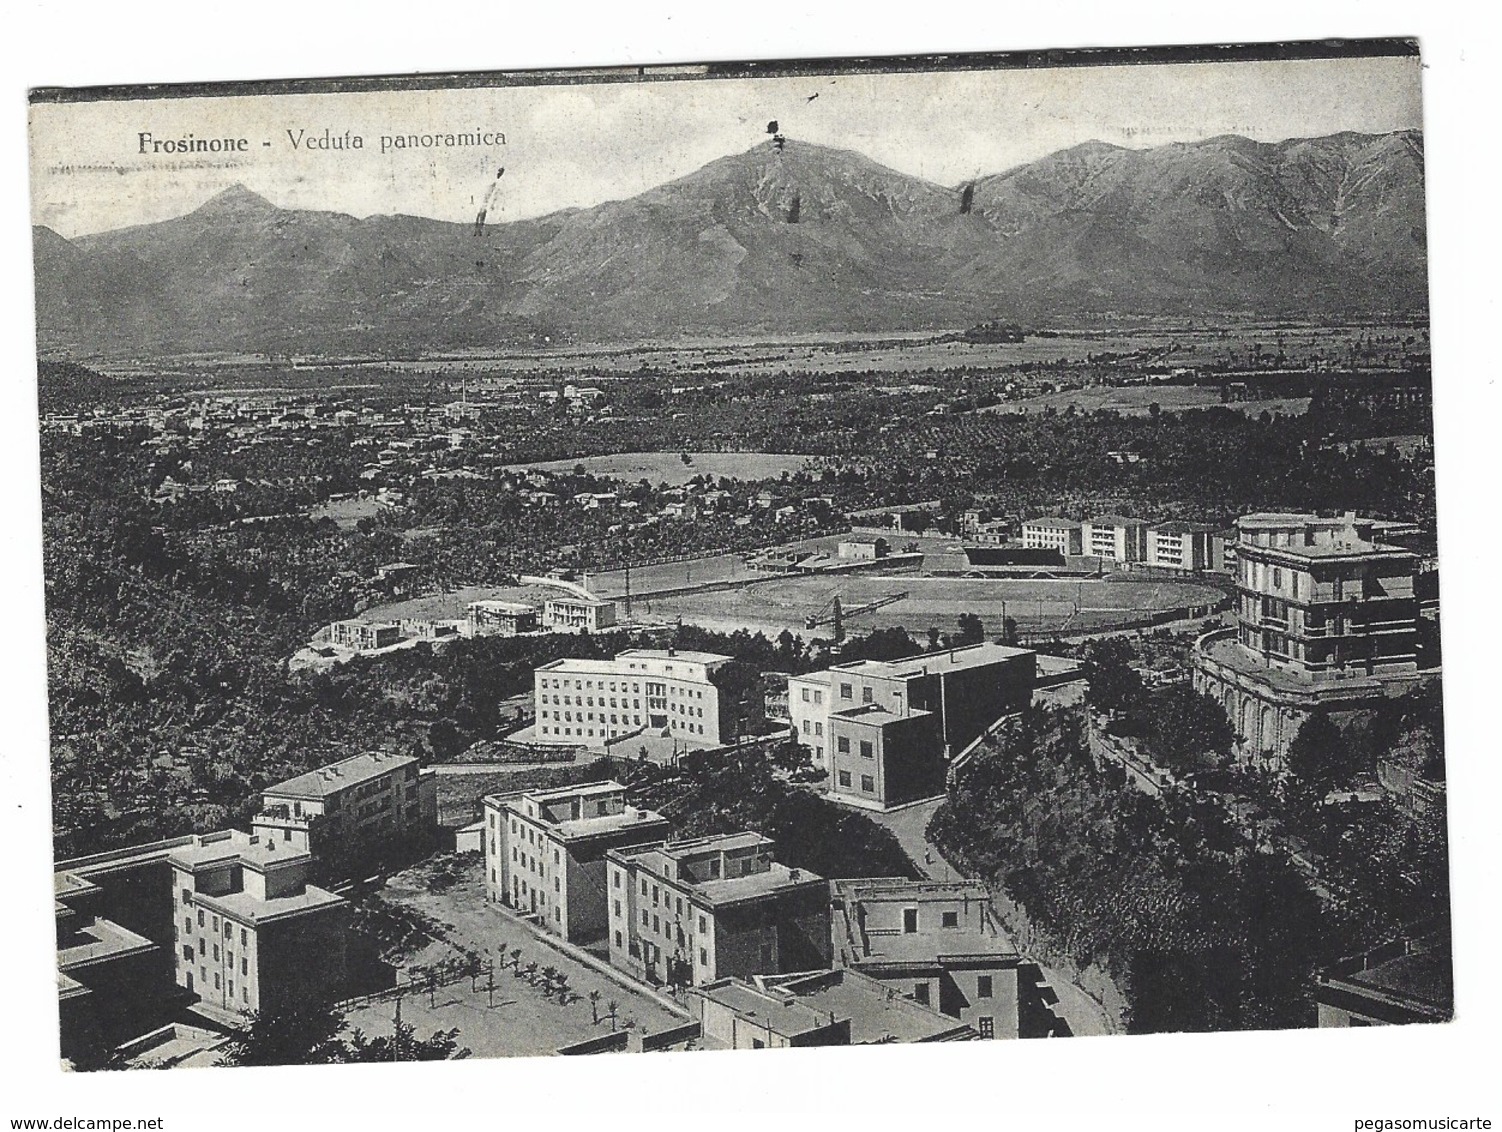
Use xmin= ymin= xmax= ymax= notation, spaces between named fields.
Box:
xmin=192 ymin=184 xmax=278 ymax=217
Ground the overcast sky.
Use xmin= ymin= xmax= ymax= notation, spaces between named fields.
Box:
xmin=29 ymin=54 xmax=1423 ymax=239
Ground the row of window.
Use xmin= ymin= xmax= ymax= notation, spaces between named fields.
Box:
xmin=540 ymin=677 xmax=707 ymax=697
xmin=835 ymin=771 xmax=877 ymax=793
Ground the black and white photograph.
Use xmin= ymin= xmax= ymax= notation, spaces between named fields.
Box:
xmin=7 ymin=8 xmax=1497 ymax=1127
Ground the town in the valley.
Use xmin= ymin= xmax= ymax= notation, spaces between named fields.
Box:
xmin=43 ymin=320 xmax=1447 ymax=1067
xmin=33 ymin=48 xmax=1446 ymax=1069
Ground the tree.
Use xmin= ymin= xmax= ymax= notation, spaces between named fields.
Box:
xmin=1142 ymin=686 xmax=1235 ymax=776
xmin=1285 ymin=708 xmax=1361 ymax=796
xmin=218 ymin=1001 xmax=468 ymax=1066
xmin=955 ymin=612 xmax=985 ymax=647
xmin=217 ymin=1001 xmax=348 ymax=1066
xmin=342 ymin=1020 xmax=466 ymax=1062
xmin=1082 ymin=637 xmax=1145 ymax=715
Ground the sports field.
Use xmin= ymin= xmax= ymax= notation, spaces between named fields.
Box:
xmin=633 ymin=574 xmax=1224 ymax=639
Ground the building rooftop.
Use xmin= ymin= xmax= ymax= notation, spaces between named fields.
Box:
xmin=1244 ymin=538 xmax=1416 ymax=562
xmin=168 ymin=831 xmax=312 ymax=872
xmin=691 ymin=862 xmax=824 ymax=907
xmin=469 ymin=600 xmax=536 ymax=615
xmin=1150 ymin=520 xmax=1220 ymax=535
xmin=1090 ymin=514 xmax=1148 ymax=527
xmin=833 ymin=642 xmax=1033 ymax=682
xmin=58 ymin=917 xmax=157 ymax=972
xmin=616 ymin=648 xmax=733 ymax=666
xmin=1023 ymin=517 xmax=1080 ymax=529
xmin=262 ymin=751 xmax=419 ymax=800
xmin=695 ymin=979 xmax=838 ymax=1043
xmin=762 ymin=969 xmax=974 ymax=1043
xmin=196 ymin=883 xmax=346 ymax=927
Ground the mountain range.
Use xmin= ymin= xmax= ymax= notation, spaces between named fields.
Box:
xmin=32 ymin=130 xmax=1428 ymax=356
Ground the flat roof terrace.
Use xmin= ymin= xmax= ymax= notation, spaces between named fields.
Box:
xmin=263 ymin=751 xmax=418 ymax=799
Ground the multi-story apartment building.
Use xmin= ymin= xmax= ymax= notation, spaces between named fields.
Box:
xmin=790 ymin=643 xmax=1036 ymax=810
xmin=1146 ymin=521 xmax=1220 ymax=572
xmin=1083 ymin=515 xmax=1150 ymax=563
xmin=252 ymin=751 xmax=437 ymax=872
xmin=606 ymin=833 xmax=831 ymax=988
xmin=467 ymin=600 xmax=539 ymax=637
xmin=542 ymin=595 xmax=617 ymax=632
xmin=327 ymin=619 xmax=402 ymax=651
xmin=831 ymin=878 xmax=1022 ymax=1039
xmin=168 ymin=832 xmax=348 ymax=1014
xmin=1194 ymin=513 xmax=1430 ymax=763
xmin=533 ymin=648 xmax=733 ymax=749
xmin=1021 ymin=517 xmax=1084 ymax=556
xmin=483 ymin=781 xmax=671 ymax=942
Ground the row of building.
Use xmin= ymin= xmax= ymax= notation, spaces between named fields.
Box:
xmin=521 ymin=641 xmax=1039 ymax=813
xmin=56 ymin=751 xmax=437 ymax=1064
xmin=323 ymin=589 xmax=619 ymax=655
xmin=481 ymin=780 xmax=1026 ymax=1040
xmin=1020 ymin=515 xmax=1228 ymax=571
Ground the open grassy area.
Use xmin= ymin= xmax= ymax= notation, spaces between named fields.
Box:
xmin=981 ymin=384 xmax=1311 ymax=417
xmin=504 ymin=450 xmax=812 ymax=487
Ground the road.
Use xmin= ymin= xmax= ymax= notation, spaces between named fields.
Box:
xmin=867 ymin=797 xmax=1121 ymax=1038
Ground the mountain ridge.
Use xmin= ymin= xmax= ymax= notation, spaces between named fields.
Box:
xmin=33 ymin=129 xmax=1427 ymax=355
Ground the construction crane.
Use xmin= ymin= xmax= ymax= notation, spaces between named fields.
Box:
xmin=804 ymin=590 xmax=909 ymax=632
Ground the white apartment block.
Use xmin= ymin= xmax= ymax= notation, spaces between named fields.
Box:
xmin=483 ymin=781 xmax=671 ymax=942
xmin=533 ymin=648 xmax=732 ymax=748
xmin=168 ymin=832 xmax=347 ymax=1015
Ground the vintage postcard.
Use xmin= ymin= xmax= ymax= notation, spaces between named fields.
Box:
xmin=28 ymin=40 xmax=1449 ymax=1072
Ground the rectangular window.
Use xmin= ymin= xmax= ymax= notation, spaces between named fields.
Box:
xmin=197 ymin=910 xmax=204 ymax=927
xmin=913 ymin=983 xmax=930 ymax=1005
xmin=903 ymin=908 xmax=918 ymax=933
xmin=860 ymin=740 xmax=874 ymax=759
xmin=838 ymin=771 xmax=852 ymax=787
xmin=698 ymin=915 xmax=707 ymax=934
xmin=978 ymin=1017 xmax=994 ymax=1038
xmin=615 ymin=931 xmax=623 ymax=948
xmin=861 ymin=775 xmax=875 ymax=793
xmin=242 ymin=957 xmax=248 ymax=976
xmin=840 ymin=683 xmax=853 ymax=700
xmin=977 ymin=975 xmax=993 ymax=999
xmin=942 ymin=911 xmax=958 ymax=929
xmin=837 ymin=736 xmax=850 ymax=754
xmin=862 ymin=686 xmax=873 ymax=703
xmin=181 ymin=888 xmax=191 ymax=905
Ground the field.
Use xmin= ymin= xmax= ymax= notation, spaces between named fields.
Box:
xmin=634 ymin=573 xmax=1225 ymax=639
xmin=503 ymin=450 xmax=811 ymax=487
xmin=980 ymin=384 xmax=1311 ymax=417
xmin=309 ymin=495 xmax=385 ymax=530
